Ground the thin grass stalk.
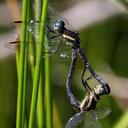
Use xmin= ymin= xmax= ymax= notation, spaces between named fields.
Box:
xmin=21 ymin=46 xmax=28 ymax=127
xmin=28 ymin=0 xmax=49 ymax=127
xmin=35 ymin=0 xmax=42 ymax=36
xmin=34 ymin=0 xmax=45 ymax=127
xmin=27 ymin=0 xmax=35 ymax=76
xmin=37 ymin=66 xmax=45 ymax=128
xmin=16 ymin=48 xmax=20 ymax=79
xmin=21 ymin=12 xmax=32 ymax=128
xmin=21 ymin=0 xmax=32 ymax=125
xmin=45 ymin=53 xmax=52 ymax=128
xmin=16 ymin=0 xmax=28 ymax=127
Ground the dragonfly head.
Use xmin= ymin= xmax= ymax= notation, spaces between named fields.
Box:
xmin=94 ymin=84 xmax=106 ymax=96
xmin=53 ymin=19 xmax=65 ymax=33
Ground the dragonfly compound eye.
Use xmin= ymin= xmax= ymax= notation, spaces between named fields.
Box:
xmin=53 ymin=19 xmax=65 ymax=33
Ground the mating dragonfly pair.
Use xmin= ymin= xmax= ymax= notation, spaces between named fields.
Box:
xmin=7 ymin=4 xmax=111 ymax=128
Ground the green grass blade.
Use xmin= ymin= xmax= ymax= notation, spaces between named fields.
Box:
xmin=37 ymin=69 xmax=45 ymax=128
xmin=16 ymin=0 xmax=28 ymax=127
xmin=45 ymin=55 xmax=52 ymax=128
xmin=16 ymin=48 xmax=20 ymax=80
xmin=28 ymin=0 xmax=49 ymax=127
xmin=21 ymin=47 xmax=28 ymax=127
xmin=34 ymin=0 xmax=45 ymax=127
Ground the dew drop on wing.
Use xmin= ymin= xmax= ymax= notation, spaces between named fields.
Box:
xmin=27 ymin=20 xmax=40 ymax=38
xmin=60 ymin=52 xmax=70 ymax=59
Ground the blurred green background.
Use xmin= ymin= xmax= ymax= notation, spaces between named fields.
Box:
xmin=0 ymin=0 xmax=128 ymax=128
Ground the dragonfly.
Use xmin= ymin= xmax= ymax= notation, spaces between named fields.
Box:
xmin=65 ymin=83 xmax=111 ymax=128
xmin=6 ymin=4 xmax=75 ymax=59
xmin=6 ymin=3 xmax=110 ymax=111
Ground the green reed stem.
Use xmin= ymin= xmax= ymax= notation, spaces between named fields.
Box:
xmin=21 ymin=46 xmax=28 ymax=127
xmin=28 ymin=0 xmax=48 ymax=127
xmin=16 ymin=0 xmax=28 ymax=127
xmin=37 ymin=66 xmax=45 ymax=128
xmin=16 ymin=48 xmax=20 ymax=79
xmin=21 ymin=0 xmax=33 ymax=126
xmin=45 ymin=54 xmax=52 ymax=128
xmin=34 ymin=0 xmax=45 ymax=127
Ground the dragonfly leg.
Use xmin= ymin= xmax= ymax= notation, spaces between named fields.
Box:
xmin=81 ymin=66 xmax=92 ymax=93
xmin=66 ymin=48 xmax=80 ymax=109
xmin=78 ymin=47 xmax=110 ymax=94
xmin=86 ymin=65 xmax=110 ymax=94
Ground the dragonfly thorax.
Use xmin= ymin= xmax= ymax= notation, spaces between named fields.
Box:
xmin=62 ymin=29 xmax=80 ymax=48
xmin=80 ymin=92 xmax=98 ymax=111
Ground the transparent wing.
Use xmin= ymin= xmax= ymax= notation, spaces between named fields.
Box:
xmin=56 ymin=39 xmax=72 ymax=59
xmin=65 ymin=111 xmax=85 ymax=128
xmin=80 ymin=108 xmax=111 ymax=128
xmin=6 ymin=3 xmax=75 ymax=59
xmin=65 ymin=107 xmax=110 ymax=128
xmin=48 ymin=4 xmax=77 ymax=32
xmin=28 ymin=3 xmax=77 ymax=40
xmin=5 ymin=35 xmax=72 ymax=59
xmin=78 ymin=111 xmax=102 ymax=128
xmin=94 ymin=108 xmax=111 ymax=120
xmin=5 ymin=36 xmax=61 ymax=57
xmin=27 ymin=3 xmax=77 ymax=58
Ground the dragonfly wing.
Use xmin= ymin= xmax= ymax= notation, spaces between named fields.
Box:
xmin=48 ymin=4 xmax=77 ymax=32
xmin=5 ymin=36 xmax=72 ymax=59
xmin=7 ymin=3 xmax=74 ymax=58
xmin=56 ymin=40 xmax=72 ymax=59
xmin=65 ymin=111 xmax=85 ymax=128
xmin=79 ymin=111 xmax=102 ymax=128
xmin=84 ymin=120 xmax=102 ymax=128
xmin=94 ymin=108 xmax=111 ymax=120
xmin=26 ymin=16 xmax=72 ymax=58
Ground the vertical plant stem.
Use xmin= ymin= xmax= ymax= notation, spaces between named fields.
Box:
xmin=16 ymin=0 xmax=28 ymax=127
xmin=28 ymin=0 xmax=48 ymax=127
xmin=45 ymin=54 xmax=52 ymax=128
xmin=37 ymin=68 xmax=45 ymax=128
xmin=16 ymin=48 xmax=20 ymax=79
xmin=34 ymin=0 xmax=45 ymax=127
xmin=21 ymin=46 xmax=28 ymax=127
xmin=35 ymin=0 xmax=42 ymax=36
xmin=21 ymin=0 xmax=32 ymax=124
